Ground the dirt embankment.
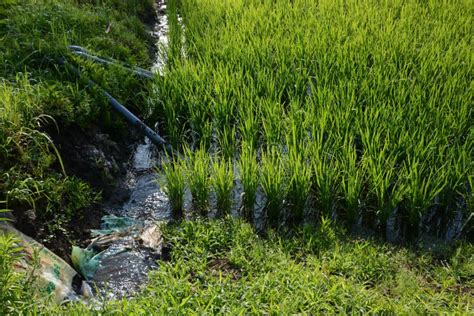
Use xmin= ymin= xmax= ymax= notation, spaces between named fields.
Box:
xmin=10 ymin=122 xmax=139 ymax=262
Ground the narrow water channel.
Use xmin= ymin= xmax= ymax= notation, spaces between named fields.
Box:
xmin=78 ymin=1 xmax=174 ymax=299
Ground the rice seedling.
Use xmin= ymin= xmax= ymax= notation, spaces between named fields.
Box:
xmin=4 ymin=0 xmax=470 ymax=242
xmin=261 ymin=100 xmax=284 ymax=149
xmin=261 ymin=147 xmax=287 ymax=227
xmin=362 ymin=146 xmax=403 ymax=227
xmin=238 ymin=103 xmax=259 ymax=151
xmin=158 ymin=0 xmax=472 ymax=238
xmin=309 ymin=140 xmax=341 ymax=219
xmin=211 ymin=157 xmax=234 ymax=218
xmin=162 ymin=99 xmax=183 ymax=149
xmin=340 ymin=139 xmax=364 ymax=224
xmin=161 ymin=157 xmax=186 ymax=220
xmin=402 ymin=154 xmax=448 ymax=226
xmin=238 ymin=142 xmax=259 ymax=223
xmin=166 ymin=0 xmax=183 ymax=68
xmin=216 ymin=125 xmax=236 ymax=160
xmin=188 ymin=98 xmax=212 ymax=147
xmin=185 ymin=146 xmax=211 ymax=217
xmin=286 ymin=149 xmax=312 ymax=225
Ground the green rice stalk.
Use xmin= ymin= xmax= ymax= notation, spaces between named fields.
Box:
xmin=238 ymin=142 xmax=259 ymax=223
xmin=212 ymin=157 xmax=234 ymax=218
xmin=261 ymin=147 xmax=287 ymax=227
xmin=161 ymin=157 xmax=186 ymax=221
xmin=185 ymin=146 xmax=211 ymax=217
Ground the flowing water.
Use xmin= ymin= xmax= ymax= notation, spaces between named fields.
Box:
xmin=80 ymin=1 xmax=174 ymax=299
xmin=151 ymin=0 xmax=169 ymax=75
xmin=89 ymin=137 xmax=169 ymax=299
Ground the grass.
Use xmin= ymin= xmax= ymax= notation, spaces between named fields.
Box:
xmin=20 ymin=218 xmax=473 ymax=314
xmin=152 ymin=0 xmax=473 ymax=237
xmin=0 ymin=234 xmax=41 ymax=315
xmin=0 ymin=0 xmax=155 ymax=238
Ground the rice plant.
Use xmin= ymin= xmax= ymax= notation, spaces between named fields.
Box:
xmin=261 ymin=147 xmax=287 ymax=227
xmin=310 ymin=141 xmax=341 ymax=219
xmin=261 ymin=100 xmax=284 ymax=149
xmin=161 ymin=157 xmax=186 ymax=220
xmin=238 ymin=103 xmax=259 ymax=151
xmin=286 ymin=147 xmax=312 ymax=225
xmin=185 ymin=146 xmax=211 ymax=217
xmin=340 ymin=139 xmax=364 ymax=224
xmin=211 ymin=157 xmax=234 ymax=218
xmin=238 ymin=142 xmax=259 ymax=223
xmin=402 ymin=154 xmax=448 ymax=225
xmin=216 ymin=125 xmax=236 ymax=161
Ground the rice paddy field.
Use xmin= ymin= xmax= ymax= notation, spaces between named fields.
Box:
xmin=1 ymin=0 xmax=473 ymax=314
xmin=157 ymin=0 xmax=473 ymax=238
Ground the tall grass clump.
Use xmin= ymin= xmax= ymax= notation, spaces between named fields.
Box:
xmin=0 ymin=234 xmax=39 ymax=315
xmin=211 ymin=157 xmax=234 ymax=218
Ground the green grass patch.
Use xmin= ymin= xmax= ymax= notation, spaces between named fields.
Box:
xmin=34 ymin=219 xmax=473 ymax=314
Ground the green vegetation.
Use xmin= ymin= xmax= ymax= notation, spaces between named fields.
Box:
xmin=1 ymin=0 xmax=154 ymax=240
xmin=7 ymin=219 xmax=472 ymax=314
xmin=1 ymin=0 xmax=473 ymax=314
xmin=261 ymin=147 xmax=287 ymax=226
xmin=155 ymin=0 xmax=473 ymax=236
xmin=238 ymin=142 xmax=259 ymax=222
xmin=161 ymin=156 xmax=186 ymax=220
xmin=212 ymin=157 xmax=234 ymax=218
xmin=185 ymin=146 xmax=211 ymax=217
xmin=0 ymin=234 xmax=41 ymax=315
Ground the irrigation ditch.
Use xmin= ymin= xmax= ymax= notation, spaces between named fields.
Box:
xmin=2 ymin=0 xmax=177 ymax=302
xmin=64 ymin=0 xmax=175 ymax=300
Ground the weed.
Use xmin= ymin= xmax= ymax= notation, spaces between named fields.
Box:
xmin=0 ymin=234 xmax=40 ymax=315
